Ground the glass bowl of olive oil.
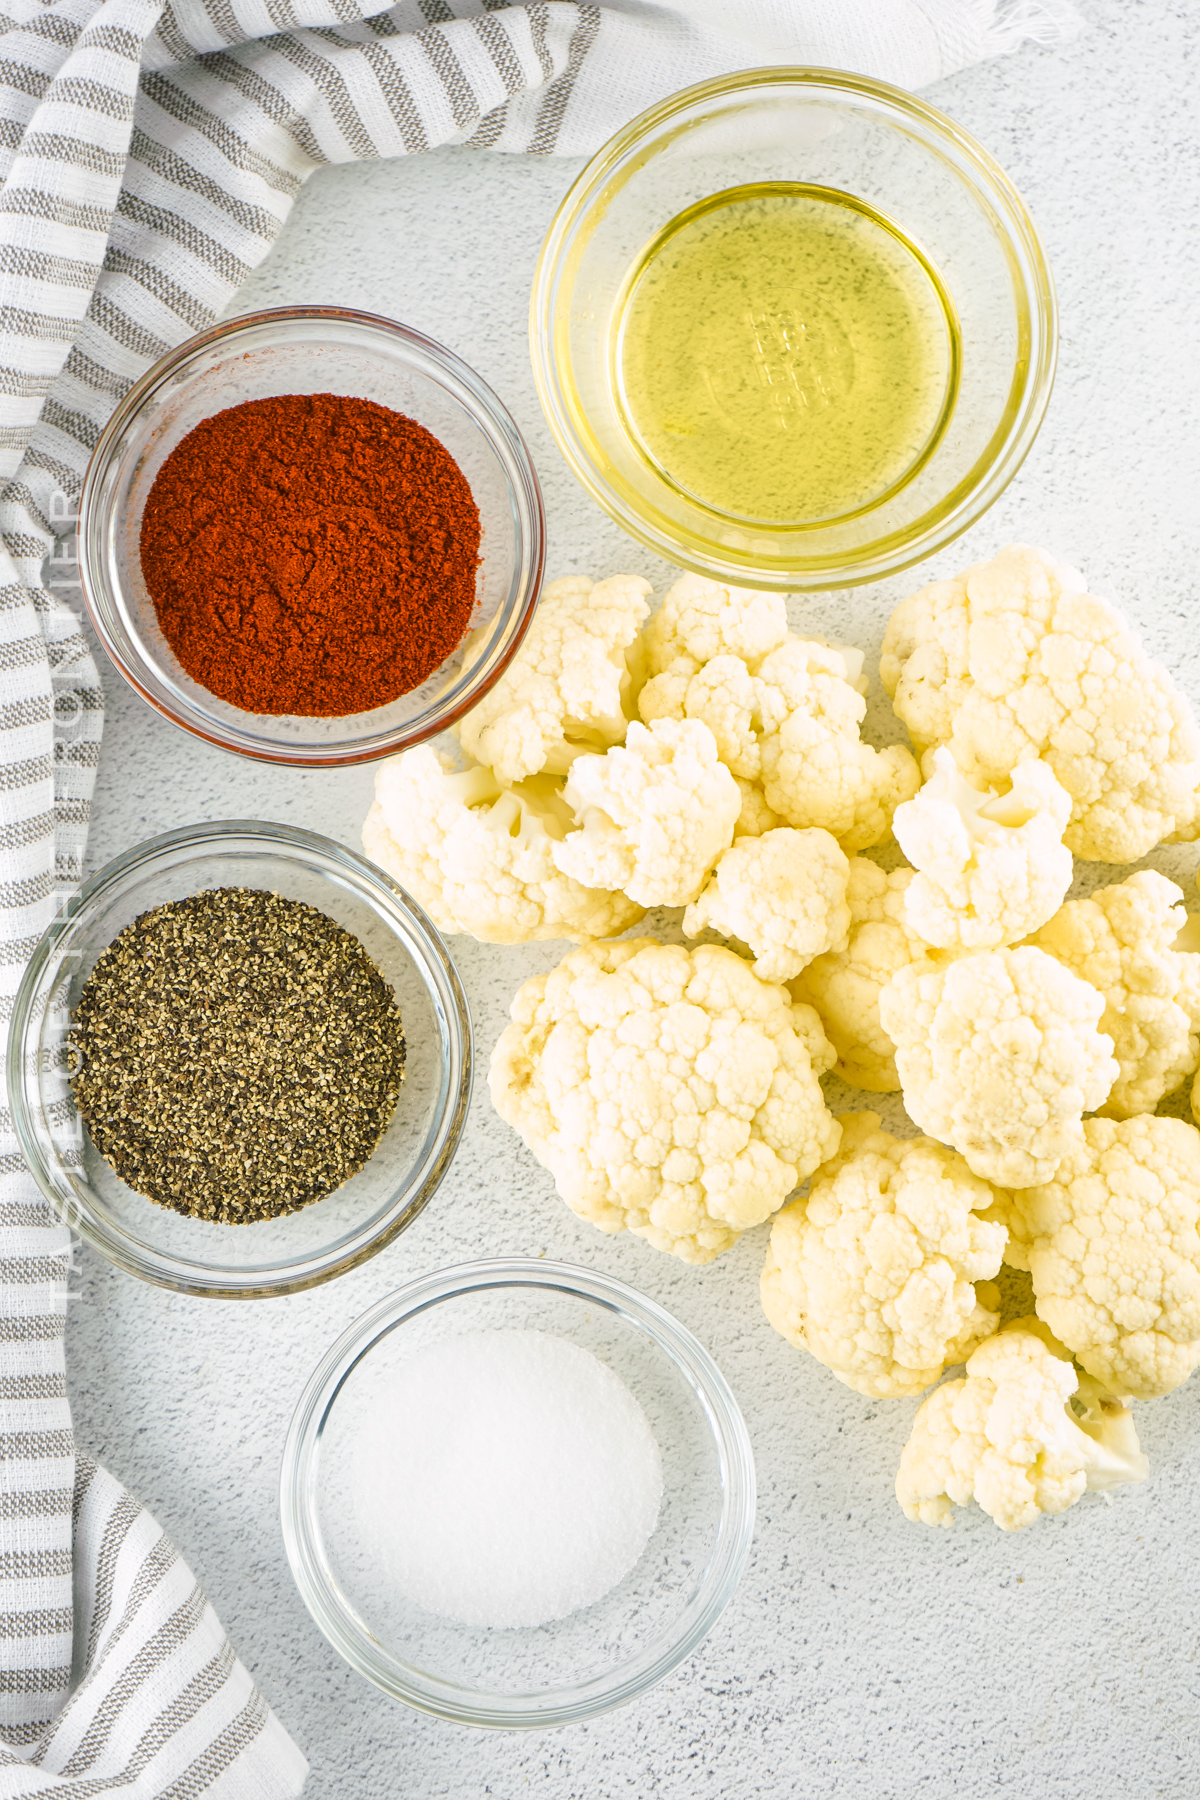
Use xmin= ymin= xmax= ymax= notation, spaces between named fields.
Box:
xmin=531 ymin=69 xmax=1056 ymax=591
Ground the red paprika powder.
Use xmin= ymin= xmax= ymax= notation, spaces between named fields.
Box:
xmin=140 ymin=392 xmax=481 ymax=717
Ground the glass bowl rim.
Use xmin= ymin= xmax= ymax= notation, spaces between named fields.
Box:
xmin=7 ymin=817 xmax=473 ymax=1298
xmin=77 ymin=303 xmax=547 ymax=767
xmin=279 ymin=1255 xmax=757 ymax=1728
xmin=530 ymin=64 xmax=1058 ymax=592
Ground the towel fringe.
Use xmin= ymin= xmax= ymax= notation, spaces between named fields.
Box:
xmin=973 ymin=0 xmax=1087 ymax=54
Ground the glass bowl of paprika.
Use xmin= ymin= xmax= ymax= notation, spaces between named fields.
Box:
xmin=77 ymin=306 xmax=546 ymax=767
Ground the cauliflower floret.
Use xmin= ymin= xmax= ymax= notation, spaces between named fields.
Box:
xmin=639 ymin=575 xmax=919 ymax=851
xmin=752 ymin=638 xmax=922 ymax=851
xmin=683 ymin=828 xmax=851 ymax=983
xmin=731 ymin=777 xmax=783 ymax=839
xmin=878 ymin=947 xmax=1118 ymax=1187
xmin=998 ymin=1116 xmax=1200 ymax=1398
xmin=1029 ymin=871 xmax=1200 ymax=1117
xmin=896 ymin=1319 xmax=1148 ymax=1531
xmin=1182 ymin=899 xmax=1200 ymax=1125
xmin=761 ymin=1113 xmax=1006 ymax=1397
xmin=458 ymin=574 xmax=652 ymax=783
xmin=363 ymin=747 xmax=643 ymax=945
xmin=551 ymin=717 xmax=740 ymax=908
xmin=790 ymin=995 xmax=839 ymax=1079
xmin=488 ymin=939 xmax=841 ymax=1264
xmin=880 ymin=544 xmax=1200 ymax=863
xmin=893 ymin=747 xmax=1073 ymax=949
xmin=638 ymin=572 xmax=791 ymax=717
xmin=790 ymin=860 xmax=942 ymax=1092
xmin=666 ymin=653 xmax=760 ymax=777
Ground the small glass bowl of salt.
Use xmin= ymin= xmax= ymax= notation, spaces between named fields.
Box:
xmin=281 ymin=1257 xmax=755 ymax=1727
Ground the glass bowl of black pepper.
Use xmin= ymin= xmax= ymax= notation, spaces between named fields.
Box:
xmin=76 ymin=305 xmax=545 ymax=768
xmin=7 ymin=820 xmax=472 ymax=1297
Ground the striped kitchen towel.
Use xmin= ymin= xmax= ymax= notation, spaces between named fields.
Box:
xmin=0 ymin=0 xmax=1082 ymax=1792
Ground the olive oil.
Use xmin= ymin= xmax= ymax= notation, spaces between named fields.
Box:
xmin=613 ymin=183 xmax=960 ymax=526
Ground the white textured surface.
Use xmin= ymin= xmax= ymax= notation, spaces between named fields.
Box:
xmin=69 ymin=4 xmax=1200 ymax=1794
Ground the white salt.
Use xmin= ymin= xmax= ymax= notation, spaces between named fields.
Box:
xmin=351 ymin=1328 xmax=663 ymax=1629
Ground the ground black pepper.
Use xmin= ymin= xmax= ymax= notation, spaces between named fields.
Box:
xmin=70 ymin=887 xmax=407 ymax=1223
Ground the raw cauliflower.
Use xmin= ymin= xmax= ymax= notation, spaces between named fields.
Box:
xmin=488 ymin=939 xmax=841 ymax=1264
xmin=998 ymin=1115 xmax=1200 ymax=1398
xmin=881 ymin=544 xmax=1200 ymax=862
xmin=753 ymin=639 xmax=922 ymax=850
xmin=893 ymin=747 xmax=1072 ymax=949
xmin=761 ymin=1113 xmax=1005 ymax=1397
xmin=551 ymin=717 xmax=740 ymax=908
xmin=638 ymin=574 xmax=919 ymax=850
xmin=637 ymin=571 xmax=791 ymax=715
xmin=896 ymin=1319 xmax=1148 ymax=1531
xmin=878 ymin=947 xmax=1118 ymax=1187
xmin=1186 ymin=893 xmax=1200 ymax=1129
xmin=790 ymin=860 xmax=942 ymax=1092
xmin=683 ymin=828 xmax=851 ymax=983
xmin=730 ymin=777 xmax=784 ymax=838
xmin=458 ymin=574 xmax=651 ymax=783
xmin=1028 ymin=871 xmax=1200 ymax=1118
xmin=363 ymin=748 xmax=643 ymax=944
